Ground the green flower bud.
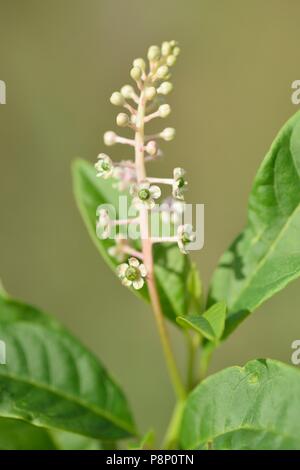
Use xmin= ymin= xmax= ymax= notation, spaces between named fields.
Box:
xmin=116 ymin=113 xmax=129 ymax=127
xmin=110 ymin=91 xmax=125 ymax=106
xmin=130 ymin=66 xmax=142 ymax=81
xmin=173 ymin=46 xmax=180 ymax=57
xmin=161 ymin=127 xmax=175 ymax=141
xmin=133 ymin=58 xmax=146 ymax=71
xmin=145 ymin=86 xmax=156 ymax=101
xmin=156 ymin=65 xmax=169 ymax=79
xmin=125 ymin=266 xmax=139 ymax=281
xmin=166 ymin=55 xmax=176 ymax=67
xmin=158 ymin=104 xmax=171 ymax=118
xmin=138 ymin=188 xmax=151 ymax=201
xmin=121 ymin=84 xmax=135 ymax=99
xmin=157 ymin=81 xmax=173 ymax=95
xmin=161 ymin=41 xmax=172 ymax=56
xmin=104 ymin=131 xmax=117 ymax=146
xmin=147 ymin=45 xmax=161 ymax=62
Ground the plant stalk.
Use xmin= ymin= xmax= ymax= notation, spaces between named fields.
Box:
xmin=134 ymin=88 xmax=186 ymax=401
xmin=162 ymin=400 xmax=185 ymax=449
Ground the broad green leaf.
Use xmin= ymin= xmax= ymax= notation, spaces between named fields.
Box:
xmin=209 ymin=111 xmax=300 ymax=337
xmin=180 ymin=359 xmax=300 ymax=450
xmin=177 ymin=316 xmax=214 ymax=341
xmin=0 ymin=417 xmax=103 ymax=450
xmin=72 ymin=159 xmax=201 ymax=323
xmin=49 ymin=429 xmax=102 ymax=450
xmin=177 ymin=302 xmax=226 ymax=341
xmin=0 ymin=417 xmax=56 ymax=450
xmin=0 ymin=295 xmax=136 ymax=440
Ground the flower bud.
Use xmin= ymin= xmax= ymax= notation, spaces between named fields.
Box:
xmin=173 ymin=46 xmax=180 ymax=57
xmin=158 ymin=104 xmax=171 ymax=118
xmin=116 ymin=113 xmax=129 ymax=127
xmin=170 ymin=40 xmax=178 ymax=47
xmin=110 ymin=91 xmax=125 ymax=106
xmin=161 ymin=41 xmax=172 ymax=56
xmin=130 ymin=114 xmax=137 ymax=125
xmin=166 ymin=55 xmax=176 ymax=67
xmin=145 ymin=86 xmax=156 ymax=101
xmin=130 ymin=66 xmax=142 ymax=81
xmin=146 ymin=140 xmax=157 ymax=156
xmin=104 ymin=131 xmax=117 ymax=146
xmin=161 ymin=127 xmax=175 ymax=141
xmin=133 ymin=58 xmax=146 ymax=71
xmin=147 ymin=45 xmax=161 ymax=62
xmin=156 ymin=65 xmax=169 ymax=79
xmin=157 ymin=81 xmax=173 ymax=95
xmin=121 ymin=84 xmax=135 ymax=99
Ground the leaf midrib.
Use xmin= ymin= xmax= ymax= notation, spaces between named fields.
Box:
xmin=0 ymin=370 xmax=135 ymax=436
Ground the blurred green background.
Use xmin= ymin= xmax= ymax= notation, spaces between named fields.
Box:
xmin=1 ymin=0 xmax=300 ymax=440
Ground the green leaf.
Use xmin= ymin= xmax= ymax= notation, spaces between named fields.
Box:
xmin=180 ymin=359 xmax=300 ymax=450
xmin=0 ymin=417 xmax=56 ymax=450
xmin=177 ymin=302 xmax=226 ymax=341
xmin=72 ymin=159 xmax=201 ymax=323
xmin=0 ymin=295 xmax=136 ymax=440
xmin=0 ymin=417 xmax=103 ymax=450
xmin=128 ymin=429 xmax=155 ymax=450
xmin=209 ymin=111 xmax=300 ymax=337
xmin=0 ymin=280 xmax=9 ymax=299
xmin=49 ymin=429 xmax=103 ymax=450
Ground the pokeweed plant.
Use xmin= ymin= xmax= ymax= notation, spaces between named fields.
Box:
xmin=1 ymin=41 xmax=300 ymax=450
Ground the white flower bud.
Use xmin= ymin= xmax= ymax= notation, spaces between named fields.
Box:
xmin=121 ymin=84 xmax=135 ymax=100
xmin=145 ymin=87 xmax=156 ymax=101
xmin=157 ymin=81 xmax=173 ymax=95
xmin=130 ymin=114 xmax=137 ymax=125
xmin=130 ymin=66 xmax=142 ymax=81
xmin=170 ymin=40 xmax=178 ymax=47
xmin=146 ymin=140 xmax=157 ymax=156
xmin=104 ymin=131 xmax=117 ymax=146
xmin=133 ymin=58 xmax=146 ymax=71
xmin=161 ymin=127 xmax=175 ymax=141
xmin=156 ymin=65 xmax=169 ymax=79
xmin=161 ymin=41 xmax=172 ymax=56
xmin=147 ymin=45 xmax=161 ymax=62
xmin=116 ymin=113 xmax=129 ymax=127
xmin=166 ymin=55 xmax=176 ymax=67
xmin=158 ymin=104 xmax=171 ymax=118
xmin=110 ymin=91 xmax=125 ymax=106
xmin=173 ymin=46 xmax=180 ymax=57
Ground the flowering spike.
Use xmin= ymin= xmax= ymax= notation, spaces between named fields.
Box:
xmin=97 ymin=40 xmax=196 ymax=302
